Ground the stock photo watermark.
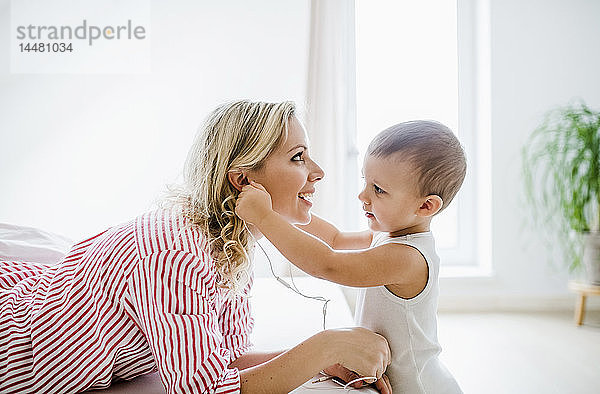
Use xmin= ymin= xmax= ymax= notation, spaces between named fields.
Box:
xmin=10 ymin=0 xmax=151 ymax=74
xmin=16 ymin=19 xmax=147 ymax=48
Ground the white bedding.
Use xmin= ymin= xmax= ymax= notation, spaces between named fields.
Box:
xmin=0 ymin=222 xmax=73 ymax=264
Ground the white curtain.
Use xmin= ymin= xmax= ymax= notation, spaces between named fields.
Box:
xmin=305 ymin=0 xmax=360 ymax=230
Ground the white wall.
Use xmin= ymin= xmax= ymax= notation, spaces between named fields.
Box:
xmin=440 ymin=0 xmax=600 ymax=311
xmin=2 ymin=0 xmax=600 ymax=311
xmin=0 ymin=0 xmax=310 ymax=240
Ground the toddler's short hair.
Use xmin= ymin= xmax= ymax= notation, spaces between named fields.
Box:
xmin=367 ymin=120 xmax=466 ymax=212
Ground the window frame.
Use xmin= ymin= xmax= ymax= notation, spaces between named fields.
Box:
xmin=350 ymin=0 xmax=492 ymax=276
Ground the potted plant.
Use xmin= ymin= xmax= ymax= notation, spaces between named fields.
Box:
xmin=522 ymin=101 xmax=600 ymax=283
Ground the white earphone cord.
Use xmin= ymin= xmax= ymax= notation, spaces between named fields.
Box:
xmin=244 ymin=223 xmax=379 ymax=386
xmin=244 ymin=222 xmax=330 ymax=330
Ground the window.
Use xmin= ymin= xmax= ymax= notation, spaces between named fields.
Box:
xmin=354 ymin=0 xmax=491 ymax=273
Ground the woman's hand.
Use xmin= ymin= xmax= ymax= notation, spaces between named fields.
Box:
xmin=235 ymin=181 xmax=273 ymax=226
xmin=325 ymin=327 xmax=391 ymax=385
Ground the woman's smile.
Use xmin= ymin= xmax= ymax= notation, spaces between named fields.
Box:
xmin=298 ymin=191 xmax=314 ymax=206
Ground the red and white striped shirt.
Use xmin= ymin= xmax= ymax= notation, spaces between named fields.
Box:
xmin=0 ymin=209 xmax=254 ymax=393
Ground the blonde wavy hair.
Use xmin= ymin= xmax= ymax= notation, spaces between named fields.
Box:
xmin=165 ymin=100 xmax=296 ymax=296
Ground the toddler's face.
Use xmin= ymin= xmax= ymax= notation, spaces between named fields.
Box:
xmin=358 ymin=154 xmax=427 ymax=236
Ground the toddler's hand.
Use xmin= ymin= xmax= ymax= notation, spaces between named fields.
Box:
xmin=322 ymin=364 xmax=363 ymax=389
xmin=235 ymin=181 xmax=273 ymax=227
xmin=322 ymin=364 xmax=392 ymax=394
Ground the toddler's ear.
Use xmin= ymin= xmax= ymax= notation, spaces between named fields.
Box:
xmin=416 ymin=195 xmax=443 ymax=217
xmin=227 ymin=170 xmax=249 ymax=191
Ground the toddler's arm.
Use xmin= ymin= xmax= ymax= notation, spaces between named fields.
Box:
xmin=297 ymin=214 xmax=373 ymax=250
xmin=235 ymin=182 xmax=425 ymax=288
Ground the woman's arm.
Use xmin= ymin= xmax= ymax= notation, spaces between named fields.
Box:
xmin=232 ymin=349 xmax=392 ymax=392
xmin=229 ymin=350 xmax=284 ymax=370
xmin=296 ymin=214 xmax=373 ymax=250
xmin=91 ymin=329 xmax=391 ymax=394
xmin=239 ymin=328 xmax=390 ymax=393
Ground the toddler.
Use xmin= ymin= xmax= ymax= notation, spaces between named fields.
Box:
xmin=236 ymin=120 xmax=465 ymax=393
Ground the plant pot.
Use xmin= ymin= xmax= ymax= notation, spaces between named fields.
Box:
xmin=583 ymin=232 xmax=600 ymax=285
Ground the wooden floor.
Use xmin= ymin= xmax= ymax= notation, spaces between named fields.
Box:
xmin=438 ymin=311 xmax=600 ymax=394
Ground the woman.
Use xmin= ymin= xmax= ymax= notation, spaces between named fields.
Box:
xmin=0 ymin=100 xmax=391 ymax=393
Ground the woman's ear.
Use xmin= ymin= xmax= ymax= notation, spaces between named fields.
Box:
xmin=416 ymin=195 xmax=443 ymax=217
xmin=227 ymin=170 xmax=249 ymax=192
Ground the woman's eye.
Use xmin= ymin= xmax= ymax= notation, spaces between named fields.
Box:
xmin=292 ymin=152 xmax=304 ymax=161
xmin=374 ymin=184 xmax=384 ymax=194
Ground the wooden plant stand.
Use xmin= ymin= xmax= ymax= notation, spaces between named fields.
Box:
xmin=568 ymin=281 xmax=600 ymax=325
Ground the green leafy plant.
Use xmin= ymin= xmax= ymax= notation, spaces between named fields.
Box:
xmin=522 ymin=101 xmax=600 ymax=271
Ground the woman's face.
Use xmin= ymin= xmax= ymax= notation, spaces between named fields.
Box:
xmin=247 ymin=116 xmax=324 ymax=225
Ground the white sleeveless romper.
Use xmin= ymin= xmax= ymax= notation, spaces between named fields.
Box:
xmin=355 ymin=231 xmax=462 ymax=393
